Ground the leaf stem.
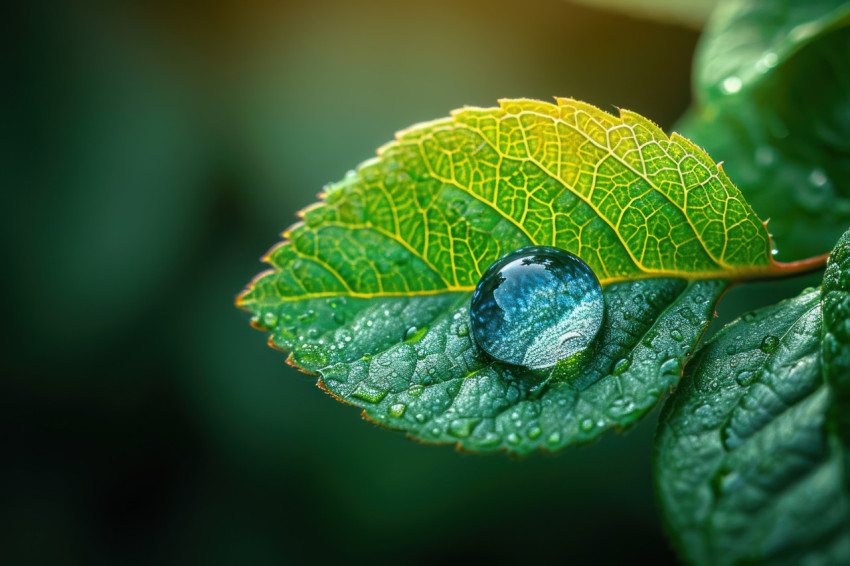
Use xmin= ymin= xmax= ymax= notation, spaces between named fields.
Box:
xmin=744 ymin=252 xmax=831 ymax=282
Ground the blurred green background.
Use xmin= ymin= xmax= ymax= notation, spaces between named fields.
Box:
xmin=8 ymin=1 xmax=815 ymax=563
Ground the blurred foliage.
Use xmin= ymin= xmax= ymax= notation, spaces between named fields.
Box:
xmin=5 ymin=0 xmax=803 ymax=564
xmin=569 ymin=0 xmax=718 ymax=28
xmin=679 ymin=0 xmax=850 ymax=262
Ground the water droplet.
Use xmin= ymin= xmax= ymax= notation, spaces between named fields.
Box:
xmin=760 ymin=335 xmax=780 ymax=353
xmin=446 ymin=419 xmax=471 ymax=438
xmin=546 ymin=431 xmax=561 ymax=445
xmin=263 ymin=311 xmax=279 ymax=327
xmin=389 ymin=403 xmax=406 ymax=418
xmin=456 ymin=322 xmax=469 ymax=337
xmin=580 ymin=418 xmax=594 ymax=432
xmin=469 ymin=246 xmax=604 ymax=369
xmin=298 ymin=310 xmax=317 ymax=323
xmin=756 ymin=51 xmax=778 ymax=72
xmin=408 ymin=384 xmax=425 ymax=397
xmin=612 ymin=357 xmax=632 ymax=375
xmin=506 ymin=433 xmax=520 ymax=445
xmin=721 ymin=76 xmax=742 ymax=94
xmin=404 ymin=326 xmax=428 ymax=343
xmin=528 ymin=426 xmax=542 ymax=439
xmin=414 ymin=413 xmax=427 ymax=423
xmin=743 ymin=312 xmax=756 ymax=323
xmin=670 ymin=329 xmax=683 ymax=342
xmin=446 ymin=381 xmax=461 ymax=397
xmin=735 ymin=370 xmax=755 ymax=387
xmin=809 ymin=168 xmax=828 ymax=188
xmin=351 ymin=382 xmax=389 ymax=403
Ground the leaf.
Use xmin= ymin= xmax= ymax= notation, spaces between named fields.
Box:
xmin=679 ymin=0 xmax=850 ymax=260
xmin=238 ymin=98 xmax=783 ymax=454
xmin=822 ymin=228 xmax=850 ymax=493
xmin=654 ymin=231 xmax=850 ymax=564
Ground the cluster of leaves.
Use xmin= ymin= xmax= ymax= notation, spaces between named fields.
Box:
xmin=237 ymin=0 xmax=850 ymax=563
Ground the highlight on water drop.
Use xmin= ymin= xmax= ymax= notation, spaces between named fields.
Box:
xmin=468 ymin=246 xmax=605 ymax=369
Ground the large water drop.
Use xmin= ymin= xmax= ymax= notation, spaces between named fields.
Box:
xmin=469 ymin=246 xmax=604 ymax=369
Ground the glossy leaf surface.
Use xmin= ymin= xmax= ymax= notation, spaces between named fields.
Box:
xmin=822 ymin=228 xmax=850 ymax=493
xmin=655 ymin=228 xmax=850 ymax=564
xmin=238 ymin=98 xmax=775 ymax=453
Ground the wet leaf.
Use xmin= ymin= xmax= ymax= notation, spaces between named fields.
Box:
xmin=679 ymin=0 xmax=850 ymax=260
xmin=238 ymin=98 xmax=782 ymax=454
xmin=654 ymin=228 xmax=850 ymax=565
xmin=822 ymin=227 xmax=850 ymax=493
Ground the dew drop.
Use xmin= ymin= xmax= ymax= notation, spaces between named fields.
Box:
xmin=448 ymin=419 xmax=474 ymax=438
xmin=351 ymin=382 xmax=388 ymax=403
xmin=469 ymin=246 xmax=604 ymax=369
xmin=760 ymin=335 xmax=780 ymax=353
xmin=721 ymin=76 xmax=742 ymax=94
xmin=670 ymin=329 xmax=683 ymax=342
xmin=263 ymin=311 xmax=279 ymax=327
xmin=735 ymin=370 xmax=755 ymax=387
xmin=756 ymin=51 xmax=778 ymax=72
xmin=298 ymin=310 xmax=317 ymax=323
xmin=580 ymin=418 xmax=594 ymax=432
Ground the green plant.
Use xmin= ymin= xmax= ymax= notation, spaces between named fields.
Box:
xmin=237 ymin=1 xmax=850 ymax=563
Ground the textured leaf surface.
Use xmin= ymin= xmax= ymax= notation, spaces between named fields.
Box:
xmin=238 ymin=98 xmax=775 ymax=454
xmin=822 ymin=228 xmax=850 ymax=492
xmin=654 ymin=229 xmax=850 ymax=564
xmin=680 ymin=0 xmax=850 ymax=260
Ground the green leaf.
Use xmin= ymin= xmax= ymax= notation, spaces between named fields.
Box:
xmin=679 ymin=0 xmax=850 ymax=260
xmin=822 ymin=228 xmax=850 ymax=493
xmin=238 ymin=98 xmax=780 ymax=454
xmin=654 ymin=230 xmax=850 ymax=564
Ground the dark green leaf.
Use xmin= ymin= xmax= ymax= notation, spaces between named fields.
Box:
xmin=679 ymin=0 xmax=850 ymax=260
xmin=654 ymin=227 xmax=850 ymax=564
xmin=822 ymin=228 xmax=850 ymax=493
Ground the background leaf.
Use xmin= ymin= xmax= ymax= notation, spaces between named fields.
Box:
xmin=679 ymin=0 xmax=850 ymax=260
xmin=239 ymin=98 xmax=775 ymax=454
xmin=654 ymin=229 xmax=850 ymax=565
xmin=822 ymin=228 xmax=850 ymax=493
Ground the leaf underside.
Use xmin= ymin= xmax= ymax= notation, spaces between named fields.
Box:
xmin=655 ymin=228 xmax=850 ymax=565
xmin=238 ymin=98 xmax=773 ymax=454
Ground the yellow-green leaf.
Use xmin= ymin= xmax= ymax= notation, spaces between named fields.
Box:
xmin=237 ymin=98 xmax=801 ymax=454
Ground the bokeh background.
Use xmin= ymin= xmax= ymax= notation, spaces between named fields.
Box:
xmin=6 ymin=1 xmax=820 ymax=564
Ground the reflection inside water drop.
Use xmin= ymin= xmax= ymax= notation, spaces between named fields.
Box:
xmin=469 ymin=246 xmax=604 ymax=369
